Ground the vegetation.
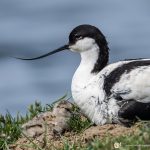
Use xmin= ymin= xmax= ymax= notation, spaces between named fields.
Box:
xmin=68 ymin=103 xmax=92 ymax=133
xmin=62 ymin=122 xmax=150 ymax=150
xmin=0 ymin=94 xmax=68 ymax=149
xmin=0 ymin=95 xmax=150 ymax=150
xmin=0 ymin=101 xmax=46 ymax=149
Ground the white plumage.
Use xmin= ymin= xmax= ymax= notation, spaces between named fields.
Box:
xmin=72 ymin=52 xmax=150 ymax=125
xmin=112 ymin=64 xmax=150 ymax=103
xmin=70 ymin=35 xmax=150 ymax=125
xmin=18 ymin=24 xmax=150 ymax=126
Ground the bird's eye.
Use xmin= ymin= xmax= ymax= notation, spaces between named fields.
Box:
xmin=74 ymin=34 xmax=82 ymax=40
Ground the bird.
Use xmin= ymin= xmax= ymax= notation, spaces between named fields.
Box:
xmin=22 ymin=100 xmax=73 ymax=137
xmin=16 ymin=24 xmax=150 ymax=127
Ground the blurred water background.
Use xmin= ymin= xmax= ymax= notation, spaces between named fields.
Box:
xmin=0 ymin=0 xmax=150 ymax=116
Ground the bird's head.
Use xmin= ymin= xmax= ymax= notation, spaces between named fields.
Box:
xmin=15 ymin=24 xmax=108 ymax=60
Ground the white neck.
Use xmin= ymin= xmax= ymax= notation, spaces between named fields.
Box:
xmin=80 ymin=44 xmax=99 ymax=69
xmin=72 ymin=43 xmax=99 ymax=88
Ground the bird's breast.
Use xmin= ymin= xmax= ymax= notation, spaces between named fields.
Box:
xmin=71 ymin=69 xmax=109 ymax=124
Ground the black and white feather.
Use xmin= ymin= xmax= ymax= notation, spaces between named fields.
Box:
xmin=70 ymin=25 xmax=150 ymax=126
xmin=17 ymin=24 xmax=150 ymax=127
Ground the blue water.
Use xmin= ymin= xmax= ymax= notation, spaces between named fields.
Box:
xmin=0 ymin=0 xmax=150 ymax=116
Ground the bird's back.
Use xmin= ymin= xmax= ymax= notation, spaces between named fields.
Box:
xmin=103 ymin=58 xmax=150 ymax=103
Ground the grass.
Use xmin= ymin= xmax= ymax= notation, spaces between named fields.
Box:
xmin=88 ymin=122 xmax=150 ymax=150
xmin=61 ymin=122 xmax=150 ymax=150
xmin=0 ymin=94 xmax=67 ymax=150
xmin=0 ymin=102 xmax=45 ymax=150
xmin=68 ymin=103 xmax=92 ymax=133
xmin=0 ymin=95 xmax=150 ymax=150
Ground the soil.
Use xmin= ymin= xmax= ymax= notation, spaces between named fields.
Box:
xmin=9 ymin=101 xmax=140 ymax=149
xmin=10 ymin=124 xmax=139 ymax=150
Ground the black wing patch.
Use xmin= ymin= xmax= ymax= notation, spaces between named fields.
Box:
xmin=118 ymin=100 xmax=150 ymax=126
xmin=104 ymin=60 xmax=150 ymax=97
